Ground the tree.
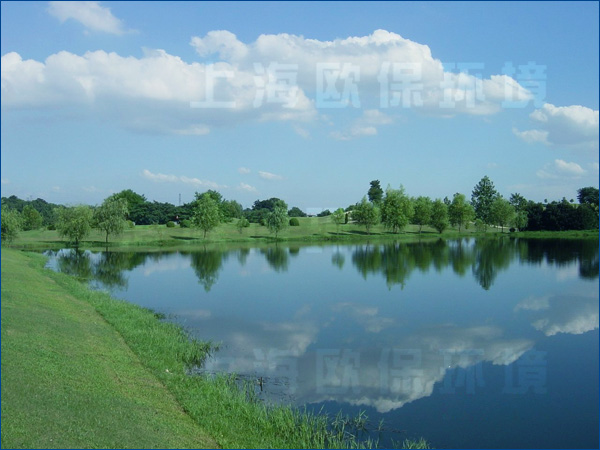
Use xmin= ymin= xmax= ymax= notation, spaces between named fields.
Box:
xmin=288 ymin=206 xmax=307 ymax=217
xmin=21 ymin=204 xmax=43 ymax=230
xmin=513 ymin=210 xmax=529 ymax=230
xmin=381 ymin=187 xmax=413 ymax=233
xmin=471 ymin=176 xmax=499 ymax=224
xmin=265 ymin=205 xmax=288 ymax=239
xmin=94 ymin=197 xmax=129 ymax=244
xmin=368 ymin=180 xmax=384 ymax=204
xmin=221 ymin=199 xmax=243 ymax=221
xmin=449 ymin=193 xmax=475 ymax=232
xmin=236 ymin=217 xmax=250 ymax=234
xmin=331 ymin=208 xmax=346 ymax=234
xmin=192 ymin=193 xmax=221 ymax=238
xmin=577 ymin=187 xmax=599 ymax=207
xmin=317 ymin=209 xmax=332 ymax=217
xmin=430 ymin=199 xmax=449 ymax=233
xmin=509 ymin=193 xmax=528 ymax=213
xmin=56 ymin=205 xmax=93 ymax=246
xmin=352 ymin=196 xmax=380 ymax=234
xmin=412 ymin=196 xmax=432 ymax=233
xmin=490 ymin=197 xmax=515 ymax=233
xmin=1 ymin=206 xmax=21 ymax=243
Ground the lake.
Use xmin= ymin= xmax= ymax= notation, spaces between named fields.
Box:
xmin=45 ymin=237 xmax=599 ymax=448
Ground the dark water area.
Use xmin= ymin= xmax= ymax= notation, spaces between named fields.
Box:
xmin=46 ymin=237 xmax=599 ymax=448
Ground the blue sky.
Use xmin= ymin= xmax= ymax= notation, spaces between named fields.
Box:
xmin=1 ymin=1 xmax=598 ymax=211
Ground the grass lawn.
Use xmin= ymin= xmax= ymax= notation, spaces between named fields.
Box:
xmin=8 ymin=216 xmax=500 ymax=251
xmin=1 ymin=249 xmax=218 ymax=449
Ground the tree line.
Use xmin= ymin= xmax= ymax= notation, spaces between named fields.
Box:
xmin=1 ymin=177 xmax=598 ymax=244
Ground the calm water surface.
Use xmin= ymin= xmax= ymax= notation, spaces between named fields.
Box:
xmin=46 ymin=237 xmax=599 ymax=448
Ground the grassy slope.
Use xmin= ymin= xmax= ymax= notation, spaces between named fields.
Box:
xmin=1 ymin=249 xmax=218 ymax=449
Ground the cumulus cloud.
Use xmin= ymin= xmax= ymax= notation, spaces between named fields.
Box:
xmin=142 ymin=169 xmax=225 ymax=189
xmin=258 ymin=171 xmax=284 ymax=181
xmin=1 ymin=29 xmax=534 ymax=134
xmin=514 ymin=103 xmax=599 ymax=148
xmin=48 ymin=1 xmax=132 ymax=35
xmin=238 ymin=167 xmax=251 ymax=174
xmin=190 ymin=29 xmax=532 ymax=116
xmin=536 ymin=159 xmax=586 ymax=179
xmin=0 ymin=48 xmax=316 ymax=133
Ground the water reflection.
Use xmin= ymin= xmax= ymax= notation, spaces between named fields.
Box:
xmin=350 ymin=238 xmax=598 ymax=290
xmin=48 ymin=238 xmax=599 ymax=295
xmin=187 ymin=249 xmax=227 ymax=292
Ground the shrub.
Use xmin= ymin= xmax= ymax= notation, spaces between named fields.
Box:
xmin=509 ymin=227 xmax=516 ymax=233
xmin=126 ymin=220 xmax=135 ymax=229
xmin=180 ymin=219 xmax=192 ymax=228
xmin=289 ymin=218 xmax=300 ymax=226
xmin=166 ymin=221 xmax=175 ymax=228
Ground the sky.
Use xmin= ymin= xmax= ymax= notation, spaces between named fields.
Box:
xmin=1 ymin=1 xmax=598 ymax=211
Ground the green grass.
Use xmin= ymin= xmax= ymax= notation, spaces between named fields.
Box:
xmin=8 ymin=217 xmax=497 ymax=251
xmin=1 ymin=249 xmax=431 ymax=449
xmin=1 ymin=249 xmax=218 ymax=449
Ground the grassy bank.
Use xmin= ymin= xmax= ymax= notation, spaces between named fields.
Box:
xmin=1 ymin=249 xmax=429 ymax=449
xmin=1 ymin=249 xmax=218 ymax=449
xmin=8 ymin=216 xmax=501 ymax=251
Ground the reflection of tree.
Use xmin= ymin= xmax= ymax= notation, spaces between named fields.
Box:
xmin=448 ymin=239 xmax=475 ymax=277
xmin=350 ymin=238 xmax=598 ymax=290
xmin=190 ymin=249 xmax=225 ymax=292
xmin=516 ymin=238 xmax=599 ymax=280
xmin=55 ymin=249 xmax=147 ymax=288
xmin=471 ymin=238 xmax=514 ymax=290
xmin=331 ymin=252 xmax=345 ymax=270
xmin=351 ymin=243 xmax=415 ymax=290
xmin=288 ymin=247 xmax=300 ymax=256
xmin=237 ymin=248 xmax=250 ymax=267
xmin=261 ymin=246 xmax=289 ymax=272
xmin=56 ymin=249 xmax=94 ymax=280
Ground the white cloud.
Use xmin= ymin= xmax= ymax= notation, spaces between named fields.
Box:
xmin=190 ymin=29 xmax=531 ymax=116
xmin=48 ymin=1 xmax=132 ymax=35
xmin=238 ymin=167 xmax=251 ymax=175
xmin=1 ymin=29 xmax=533 ymax=135
xmin=1 ymin=178 xmax=9 ymax=185
xmin=258 ymin=171 xmax=284 ymax=181
xmin=515 ymin=103 xmax=599 ymax=147
xmin=82 ymin=185 xmax=101 ymax=193
xmin=512 ymin=127 xmax=549 ymax=144
xmin=142 ymin=169 xmax=225 ymax=189
xmin=238 ymin=182 xmax=257 ymax=192
xmin=0 ymin=49 xmax=316 ymax=133
xmin=330 ymin=109 xmax=392 ymax=140
xmin=536 ymin=159 xmax=586 ymax=179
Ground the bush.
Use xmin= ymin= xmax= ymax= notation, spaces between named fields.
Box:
xmin=126 ymin=220 xmax=135 ymax=229
xmin=180 ymin=219 xmax=192 ymax=228
xmin=289 ymin=218 xmax=300 ymax=226
xmin=166 ymin=221 xmax=175 ymax=228
xmin=509 ymin=227 xmax=516 ymax=233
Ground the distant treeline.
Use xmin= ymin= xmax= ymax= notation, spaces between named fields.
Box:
xmin=2 ymin=180 xmax=598 ymax=234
